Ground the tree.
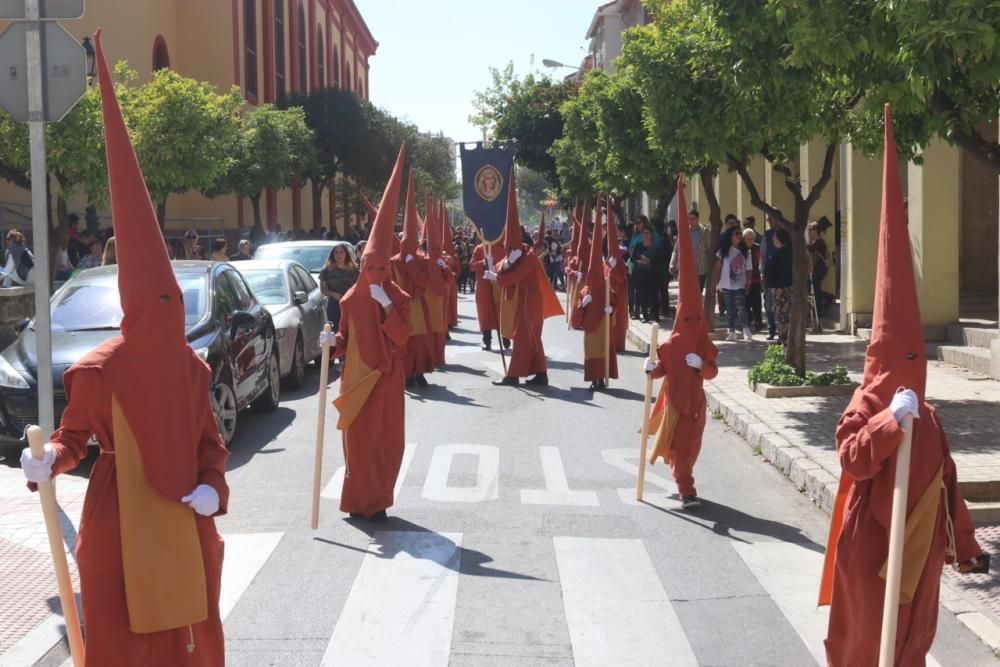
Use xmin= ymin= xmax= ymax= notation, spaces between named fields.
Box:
xmin=470 ymin=63 xmax=576 ymax=187
xmin=410 ymin=132 xmax=460 ymax=201
xmin=625 ymin=0 xmax=853 ymax=375
xmin=213 ymin=104 xmax=315 ymax=237
xmin=774 ymin=0 xmax=1000 ymax=172
xmin=516 ymin=166 xmax=554 ymax=223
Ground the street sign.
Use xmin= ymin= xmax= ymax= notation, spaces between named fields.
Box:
xmin=0 ymin=20 xmax=86 ymax=122
xmin=0 ymin=0 xmax=83 ymax=19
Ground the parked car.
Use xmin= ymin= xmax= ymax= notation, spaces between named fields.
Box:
xmin=237 ymin=259 xmax=325 ymax=388
xmin=253 ymin=240 xmax=357 ymax=282
xmin=0 ymin=261 xmax=279 ymax=449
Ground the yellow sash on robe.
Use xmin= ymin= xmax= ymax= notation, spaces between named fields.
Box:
xmin=879 ymin=465 xmax=945 ymax=603
xmin=647 ymin=381 xmax=681 ymax=466
xmin=499 ymin=287 xmax=519 ymax=339
xmin=583 ymin=314 xmax=615 ymax=360
xmin=393 ymin=266 xmax=427 ymax=336
xmin=113 ymin=397 xmax=207 ymax=634
xmin=333 ymin=328 xmax=382 ymax=431
xmin=424 ymin=291 xmax=446 ymax=334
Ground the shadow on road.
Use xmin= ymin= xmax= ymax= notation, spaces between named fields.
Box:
xmin=226 ymin=406 xmax=297 ymax=471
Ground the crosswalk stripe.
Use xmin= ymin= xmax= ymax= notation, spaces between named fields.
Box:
xmin=321 ymin=443 xmax=418 ymax=502
xmin=321 ymin=531 xmax=462 ymax=666
xmin=553 ymin=536 xmax=697 ymax=666
xmin=733 ymin=541 xmax=943 ymax=667
xmin=219 ymin=532 xmax=284 ymax=621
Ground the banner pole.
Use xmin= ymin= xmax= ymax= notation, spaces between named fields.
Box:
xmin=878 ymin=413 xmax=914 ymax=667
xmin=311 ymin=323 xmax=333 ymax=530
xmin=637 ymin=325 xmax=660 ymax=501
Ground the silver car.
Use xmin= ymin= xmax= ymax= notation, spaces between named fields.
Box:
xmin=238 ymin=259 xmax=325 ymax=389
xmin=253 ymin=240 xmax=357 ymax=283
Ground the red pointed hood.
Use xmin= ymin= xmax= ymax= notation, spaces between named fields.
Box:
xmin=584 ymin=197 xmax=607 ymax=312
xmin=400 ymin=168 xmax=419 ymax=256
xmin=502 ymin=167 xmax=524 ymax=257
xmin=538 ymin=211 xmax=546 ymax=242
xmin=426 ymin=196 xmax=443 ymax=261
xmin=577 ymin=200 xmax=593 ymax=275
xmin=442 ymin=200 xmax=457 ymax=258
xmin=361 ymin=144 xmax=405 ymax=285
xmin=361 ymin=193 xmax=378 ymax=223
xmin=859 ymin=104 xmax=927 ymax=404
xmin=606 ymin=194 xmax=621 ymax=258
xmin=569 ymin=205 xmax=581 ymax=259
xmin=93 ymin=30 xmax=210 ymax=500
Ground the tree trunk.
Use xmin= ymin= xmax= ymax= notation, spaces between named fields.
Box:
xmin=698 ymin=166 xmax=723 ymax=332
xmin=610 ymin=197 xmax=627 ymax=231
xmin=250 ymin=194 xmax=264 ymax=234
xmin=50 ymin=195 xmax=70 ymax=289
xmin=650 ymin=176 xmax=677 ymax=227
xmin=156 ymin=200 xmax=167 ymax=231
xmin=311 ymin=180 xmax=324 ymax=231
xmin=85 ymin=204 xmax=100 ymax=235
xmin=786 ymin=221 xmax=810 ymax=375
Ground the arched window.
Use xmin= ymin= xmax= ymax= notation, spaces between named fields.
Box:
xmin=243 ymin=0 xmax=258 ymax=100
xmin=297 ymin=2 xmax=306 ymax=92
xmin=316 ymin=26 xmax=325 ymax=88
xmin=332 ymin=45 xmax=340 ymax=88
xmin=152 ymin=35 xmax=170 ymax=71
xmin=274 ymin=0 xmax=286 ymax=101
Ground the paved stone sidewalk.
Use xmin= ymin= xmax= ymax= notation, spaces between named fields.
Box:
xmin=627 ymin=319 xmax=1000 ymax=654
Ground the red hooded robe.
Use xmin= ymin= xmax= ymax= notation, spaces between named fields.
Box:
xmin=424 ymin=198 xmax=449 ymax=366
xmin=442 ymin=203 xmax=460 ymax=328
xmin=333 ymin=146 xmax=412 ymax=516
xmin=571 ymin=197 xmax=618 ymax=382
xmin=606 ymin=196 xmax=629 ymax=352
xmin=820 ymin=106 xmax=983 ymax=666
xmin=647 ymin=176 xmax=719 ymax=498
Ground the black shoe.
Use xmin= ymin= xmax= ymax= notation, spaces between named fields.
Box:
xmin=415 ymin=374 xmax=429 ymax=388
xmin=680 ymin=495 xmax=701 ymax=510
xmin=349 ymin=512 xmax=364 ymax=519
xmin=525 ymin=373 xmax=549 ymax=386
xmin=482 ymin=341 xmax=492 ymax=351
xmin=405 ymin=377 xmax=416 ymax=388
xmin=589 ymin=381 xmax=600 ymax=391
xmin=446 ymin=333 xmax=452 ymax=340
xmin=368 ymin=510 xmax=388 ymax=523
xmin=502 ymin=338 xmax=511 ymax=349
xmin=493 ymin=376 xmax=520 ymax=386
xmin=766 ymin=333 xmax=776 ymax=341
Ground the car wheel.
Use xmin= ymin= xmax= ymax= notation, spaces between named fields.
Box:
xmin=211 ymin=371 xmax=238 ymax=447
xmin=252 ymin=348 xmax=281 ymax=412
xmin=285 ymin=334 xmax=306 ymax=389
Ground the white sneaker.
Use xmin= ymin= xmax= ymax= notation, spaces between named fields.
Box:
xmin=726 ymin=331 xmax=739 ymax=342
xmin=743 ymin=328 xmax=753 ymax=342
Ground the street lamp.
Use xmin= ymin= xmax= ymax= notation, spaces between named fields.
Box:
xmin=81 ymin=36 xmax=96 ymax=80
xmin=542 ymin=58 xmax=580 ymax=72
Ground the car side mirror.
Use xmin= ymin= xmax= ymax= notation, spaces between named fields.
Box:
xmin=230 ymin=311 xmax=255 ymax=336
xmin=14 ymin=319 xmax=29 ymax=334
xmin=293 ymin=291 xmax=308 ymax=305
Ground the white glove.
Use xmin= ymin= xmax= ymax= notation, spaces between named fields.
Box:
xmin=644 ymin=358 xmax=658 ymax=374
xmin=604 ymin=305 xmax=613 ymax=315
xmin=608 ymin=256 xmax=617 ymax=269
xmin=369 ymin=284 xmax=392 ymax=308
xmin=685 ymin=353 xmax=703 ymax=370
xmin=436 ymin=258 xmax=447 ymax=269
xmin=508 ymin=249 xmax=523 ymax=264
xmin=484 ymin=270 xmax=498 ymax=282
xmin=405 ymin=254 xmax=414 ymax=263
xmin=20 ymin=444 xmax=55 ymax=484
xmin=319 ymin=330 xmax=336 ymax=347
xmin=576 ymin=272 xmax=584 ymax=282
xmin=581 ymin=294 xmax=593 ymax=308
xmin=890 ymin=389 xmax=919 ymax=424
xmin=181 ymin=484 xmax=220 ymax=517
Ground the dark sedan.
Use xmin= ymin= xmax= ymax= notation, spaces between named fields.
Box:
xmin=0 ymin=261 xmax=279 ymax=448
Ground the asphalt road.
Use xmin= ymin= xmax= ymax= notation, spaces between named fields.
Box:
xmin=33 ymin=293 xmax=1000 ymax=666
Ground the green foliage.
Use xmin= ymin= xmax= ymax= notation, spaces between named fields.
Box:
xmin=748 ymin=345 xmax=851 ymax=387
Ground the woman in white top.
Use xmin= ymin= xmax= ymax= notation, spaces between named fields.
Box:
xmin=1 ymin=230 xmax=34 ymax=287
xmin=712 ymin=226 xmax=752 ymax=341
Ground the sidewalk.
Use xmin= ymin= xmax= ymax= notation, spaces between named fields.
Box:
xmin=627 ymin=318 xmax=1000 ymax=654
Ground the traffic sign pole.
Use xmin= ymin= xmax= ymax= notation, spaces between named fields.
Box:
xmin=24 ymin=0 xmax=55 ymax=438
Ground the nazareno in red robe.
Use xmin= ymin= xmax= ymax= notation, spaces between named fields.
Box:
xmin=570 ymin=283 xmax=619 ymax=382
xmin=392 ymin=255 xmax=435 ymax=376
xmin=608 ymin=253 xmax=628 ymax=352
xmin=495 ymin=246 xmax=549 ymax=378
xmin=47 ymin=344 xmax=230 ymax=667
xmin=471 ymin=242 xmax=501 ymax=333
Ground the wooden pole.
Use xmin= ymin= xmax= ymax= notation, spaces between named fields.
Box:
xmin=604 ymin=278 xmax=612 ymax=382
xmin=878 ymin=412 xmax=914 ymax=667
xmin=26 ymin=426 xmax=85 ymax=666
xmin=311 ymin=323 xmax=333 ymax=530
xmin=636 ymin=324 xmax=660 ymax=501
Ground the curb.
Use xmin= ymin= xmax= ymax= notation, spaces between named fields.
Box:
xmin=627 ymin=321 xmax=1000 ymax=654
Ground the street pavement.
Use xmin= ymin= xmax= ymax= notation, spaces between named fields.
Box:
xmin=1 ymin=293 xmax=997 ymax=666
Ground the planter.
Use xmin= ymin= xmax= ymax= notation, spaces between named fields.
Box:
xmin=752 ymin=381 xmax=858 ymax=399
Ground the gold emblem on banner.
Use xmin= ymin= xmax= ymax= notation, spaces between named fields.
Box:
xmin=474 ymin=165 xmax=503 ymax=203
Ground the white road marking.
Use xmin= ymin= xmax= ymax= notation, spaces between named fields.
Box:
xmin=520 ymin=446 xmax=599 ymax=506
xmin=321 ymin=443 xmax=418 ymax=502
xmin=554 ymin=537 xmax=698 ymax=666
xmin=422 ymin=444 xmax=499 ymax=503
xmin=601 ymin=448 xmax=677 ymax=504
xmin=734 ymin=541 xmax=942 ymax=667
xmin=321 ymin=531 xmax=462 ymax=666
xmin=219 ymin=532 xmax=284 ymax=621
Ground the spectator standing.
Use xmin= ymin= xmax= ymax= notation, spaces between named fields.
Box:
xmin=230 ymin=239 xmax=252 ymax=261
xmin=318 ymin=244 xmax=359 ymax=331
xmin=77 ymin=239 xmax=104 ymax=270
xmin=102 ymin=236 xmax=117 ymax=266
xmin=632 ymin=227 xmax=665 ymax=323
xmin=66 ymin=214 xmax=90 ymax=266
xmin=0 ymin=230 xmax=34 ymax=287
xmin=760 ymin=212 xmax=780 ymax=338
xmin=653 ymin=219 xmax=673 ymax=316
xmin=807 ymin=221 xmax=829 ymax=316
xmin=54 ymin=236 xmax=74 ymax=281
xmin=210 ymin=238 xmax=229 ymax=262
xmin=670 ymin=209 xmax=710 ymax=291
xmin=743 ymin=228 xmax=764 ymax=331
xmin=713 ymin=226 xmax=753 ymax=341
xmin=765 ymin=228 xmax=793 ymax=342
xmin=546 ymin=234 xmax=565 ymax=291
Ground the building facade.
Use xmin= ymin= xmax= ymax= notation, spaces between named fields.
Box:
xmin=0 ymin=0 xmax=377 ymax=236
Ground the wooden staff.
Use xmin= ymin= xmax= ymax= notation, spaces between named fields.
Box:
xmin=604 ymin=278 xmax=612 ymax=382
xmin=311 ymin=323 xmax=333 ymax=530
xmin=636 ymin=324 xmax=660 ymax=501
xmin=26 ymin=426 xmax=85 ymax=666
xmin=878 ymin=412 xmax=914 ymax=667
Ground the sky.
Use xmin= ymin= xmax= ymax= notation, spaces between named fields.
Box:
xmin=354 ymin=0 xmax=597 ymax=144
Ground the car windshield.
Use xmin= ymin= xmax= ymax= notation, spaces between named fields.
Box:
xmin=48 ymin=273 xmax=210 ymax=332
xmin=242 ymin=270 xmax=288 ymax=306
xmin=254 ymin=245 xmax=332 ymax=272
